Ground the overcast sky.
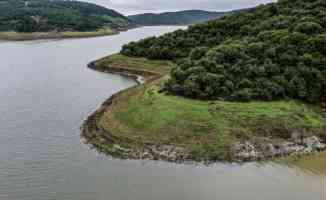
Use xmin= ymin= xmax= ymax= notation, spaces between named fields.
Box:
xmin=82 ymin=0 xmax=277 ymax=15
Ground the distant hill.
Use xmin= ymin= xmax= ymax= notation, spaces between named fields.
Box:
xmin=0 ymin=0 xmax=130 ymax=32
xmin=128 ymin=10 xmax=226 ymax=25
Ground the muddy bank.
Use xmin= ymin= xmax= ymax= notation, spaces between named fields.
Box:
xmin=82 ymin=61 xmax=188 ymax=162
xmin=0 ymin=30 xmax=117 ymax=41
xmin=87 ymin=61 xmax=158 ymax=83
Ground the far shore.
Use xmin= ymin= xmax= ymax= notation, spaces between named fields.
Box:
xmin=0 ymin=29 xmax=119 ymax=41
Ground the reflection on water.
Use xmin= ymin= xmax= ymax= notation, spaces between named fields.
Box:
xmin=0 ymin=26 xmax=325 ymax=200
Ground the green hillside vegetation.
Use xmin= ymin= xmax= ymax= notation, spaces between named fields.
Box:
xmin=121 ymin=0 xmax=326 ymax=103
xmin=0 ymin=0 xmax=130 ymax=33
xmin=128 ymin=10 xmax=225 ymax=25
xmin=104 ymin=84 xmax=326 ymax=161
xmin=84 ymin=54 xmax=326 ymax=162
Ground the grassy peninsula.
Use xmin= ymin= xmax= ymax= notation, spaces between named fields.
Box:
xmin=0 ymin=0 xmax=130 ymax=40
xmin=82 ymin=54 xmax=326 ymax=162
xmin=83 ymin=0 xmax=326 ymax=163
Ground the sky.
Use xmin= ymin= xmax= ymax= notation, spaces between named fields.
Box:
xmin=83 ymin=0 xmax=277 ymax=15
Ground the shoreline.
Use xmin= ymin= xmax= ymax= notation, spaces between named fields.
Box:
xmin=82 ymin=58 xmax=176 ymax=161
xmin=0 ymin=29 xmax=119 ymax=41
xmin=81 ymin=55 xmax=326 ymax=164
xmin=0 ymin=25 xmax=145 ymax=41
xmin=87 ymin=61 xmax=158 ymax=84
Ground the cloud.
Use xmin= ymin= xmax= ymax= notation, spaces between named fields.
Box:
xmin=83 ymin=0 xmax=277 ymax=15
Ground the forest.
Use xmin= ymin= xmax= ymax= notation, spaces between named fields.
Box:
xmin=128 ymin=10 xmax=225 ymax=25
xmin=121 ymin=0 xmax=326 ymax=103
xmin=0 ymin=0 xmax=130 ymax=32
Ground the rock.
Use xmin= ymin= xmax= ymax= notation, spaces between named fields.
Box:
xmin=279 ymin=142 xmax=305 ymax=155
xmin=303 ymin=136 xmax=326 ymax=151
xmin=264 ymin=143 xmax=279 ymax=157
xmin=159 ymin=150 xmax=169 ymax=159
xmin=233 ymin=141 xmax=259 ymax=161
xmin=231 ymin=136 xmax=326 ymax=162
xmin=141 ymin=151 xmax=154 ymax=160
xmin=291 ymin=131 xmax=303 ymax=144
xmin=144 ymin=145 xmax=187 ymax=162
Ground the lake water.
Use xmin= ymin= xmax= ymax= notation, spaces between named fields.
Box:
xmin=0 ymin=26 xmax=325 ymax=200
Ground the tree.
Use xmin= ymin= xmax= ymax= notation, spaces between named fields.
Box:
xmin=294 ymin=22 xmax=322 ymax=35
xmin=189 ymin=47 xmax=209 ymax=60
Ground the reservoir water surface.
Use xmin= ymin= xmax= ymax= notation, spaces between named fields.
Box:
xmin=0 ymin=26 xmax=325 ymax=200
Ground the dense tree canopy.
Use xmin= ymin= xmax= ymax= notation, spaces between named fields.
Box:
xmin=0 ymin=0 xmax=130 ymax=32
xmin=121 ymin=0 xmax=326 ymax=103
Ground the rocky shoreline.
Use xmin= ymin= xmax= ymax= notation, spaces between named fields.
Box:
xmin=232 ymin=135 xmax=326 ymax=162
xmin=82 ymin=60 xmax=326 ymax=163
xmin=82 ymin=61 xmax=201 ymax=163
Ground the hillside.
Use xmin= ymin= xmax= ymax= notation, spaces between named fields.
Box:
xmin=128 ymin=10 xmax=225 ymax=25
xmin=83 ymin=0 xmax=326 ymax=162
xmin=0 ymin=0 xmax=130 ymax=33
xmin=122 ymin=0 xmax=326 ymax=103
xmin=83 ymin=54 xmax=326 ymax=162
